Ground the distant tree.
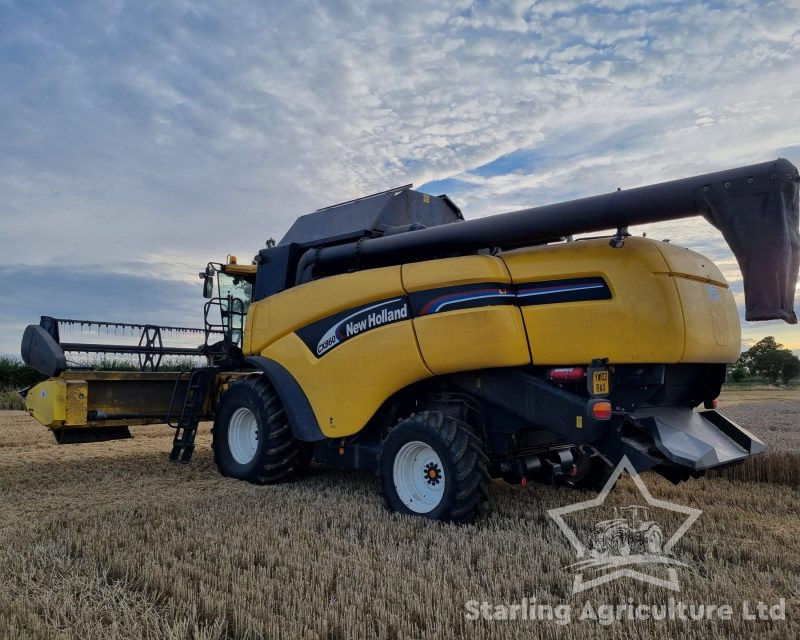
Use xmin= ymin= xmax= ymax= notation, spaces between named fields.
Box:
xmin=736 ymin=337 xmax=800 ymax=385
xmin=780 ymin=351 xmax=800 ymax=385
xmin=729 ymin=364 xmax=747 ymax=382
xmin=0 ymin=357 xmax=47 ymax=389
xmin=736 ymin=336 xmax=777 ymax=376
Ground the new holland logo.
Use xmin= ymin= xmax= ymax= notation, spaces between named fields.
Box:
xmin=316 ymin=298 xmax=409 ymax=356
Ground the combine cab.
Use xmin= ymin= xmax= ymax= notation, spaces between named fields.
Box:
xmin=21 ymin=159 xmax=799 ymax=522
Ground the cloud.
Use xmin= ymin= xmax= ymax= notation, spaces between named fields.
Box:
xmin=0 ymin=265 xmax=202 ymax=355
xmin=1 ymin=0 xmax=799 ymax=354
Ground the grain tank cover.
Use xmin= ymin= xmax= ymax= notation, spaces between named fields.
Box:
xmin=279 ymin=185 xmax=463 ymax=249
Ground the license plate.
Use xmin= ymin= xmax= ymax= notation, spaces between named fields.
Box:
xmin=592 ymin=370 xmax=609 ymax=396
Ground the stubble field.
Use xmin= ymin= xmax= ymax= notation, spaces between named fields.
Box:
xmin=0 ymin=389 xmax=798 ymax=639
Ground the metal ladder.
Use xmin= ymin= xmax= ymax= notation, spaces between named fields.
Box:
xmin=167 ymin=367 xmax=219 ymax=463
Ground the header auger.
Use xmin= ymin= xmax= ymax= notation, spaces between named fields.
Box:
xmin=21 ymin=158 xmax=800 ymax=522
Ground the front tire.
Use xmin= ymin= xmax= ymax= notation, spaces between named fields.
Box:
xmin=212 ymin=375 xmax=304 ymax=484
xmin=379 ymin=411 xmax=490 ymax=523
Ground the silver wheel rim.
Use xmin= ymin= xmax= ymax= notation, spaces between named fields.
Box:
xmin=228 ymin=407 xmax=259 ymax=464
xmin=392 ymin=441 xmax=445 ymax=513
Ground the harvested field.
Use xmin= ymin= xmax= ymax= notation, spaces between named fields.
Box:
xmin=0 ymin=395 xmax=798 ymax=639
xmin=711 ymin=393 xmax=800 ymax=485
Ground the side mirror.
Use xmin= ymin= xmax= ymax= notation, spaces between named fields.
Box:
xmin=203 ymin=275 xmax=214 ymax=298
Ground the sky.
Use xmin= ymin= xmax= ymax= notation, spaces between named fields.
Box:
xmin=1 ymin=0 xmax=799 ymax=356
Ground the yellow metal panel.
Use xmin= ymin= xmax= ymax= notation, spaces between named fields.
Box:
xmin=25 ymin=379 xmax=67 ymax=427
xmin=403 ymin=254 xmax=530 ymax=373
xmin=503 ymin=237 xmax=671 ymax=280
xmin=262 ymin=324 xmax=431 ymax=438
xmin=65 ymin=380 xmax=88 ymax=425
xmin=25 ymin=371 xmax=219 ymax=431
xmin=502 ymin=238 xmax=686 ymax=364
xmin=413 ymin=307 xmax=531 ymax=374
xmin=653 ymin=241 xmax=728 ymax=286
xmin=244 ymin=266 xmax=405 ymax=355
xmin=674 ymin=277 xmax=741 ymax=362
xmin=402 ymin=255 xmax=511 ymax=292
xmin=652 ymin=241 xmax=739 ymax=362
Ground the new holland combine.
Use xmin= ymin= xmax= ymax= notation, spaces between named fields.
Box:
xmin=21 ymin=158 xmax=800 ymax=522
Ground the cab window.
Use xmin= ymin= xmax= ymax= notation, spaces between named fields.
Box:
xmin=217 ymin=272 xmax=253 ymax=347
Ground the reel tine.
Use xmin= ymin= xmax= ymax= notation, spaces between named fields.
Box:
xmin=44 ymin=317 xmax=207 ymax=370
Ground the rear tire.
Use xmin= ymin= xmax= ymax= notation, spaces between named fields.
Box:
xmin=212 ymin=375 xmax=305 ymax=484
xmin=379 ymin=411 xmax=490 ymax=523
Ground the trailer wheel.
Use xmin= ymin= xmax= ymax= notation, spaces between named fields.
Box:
xmin=379 ymin=411 xmax=490 ymax=523
xmin=212 ymin=375 xmax=305 ymax=484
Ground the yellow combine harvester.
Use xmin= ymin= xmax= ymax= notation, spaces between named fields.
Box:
xmin=21 ymin=159 xmax=800 ymax=522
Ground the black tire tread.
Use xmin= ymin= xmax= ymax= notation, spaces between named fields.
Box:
xmin=212 ymin=375 xmax=304 ymax=485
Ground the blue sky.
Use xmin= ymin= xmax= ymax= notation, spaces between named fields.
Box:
xmin=1 ymin=0 xmax=799 ymax=355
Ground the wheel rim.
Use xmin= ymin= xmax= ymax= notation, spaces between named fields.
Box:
xmin=228 ymin=407 xmax=259 ymax=464
xmin=392 ymin=441 xmax=445 ymax=513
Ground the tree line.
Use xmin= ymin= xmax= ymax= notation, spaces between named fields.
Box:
xmin=729 ymin=337 xmax=800 ymax=385
xmin=0 ymin=356 xmax=201 ymax=389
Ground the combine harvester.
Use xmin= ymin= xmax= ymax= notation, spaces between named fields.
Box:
xmin=21 ymin=159 xmax=800 ymax=522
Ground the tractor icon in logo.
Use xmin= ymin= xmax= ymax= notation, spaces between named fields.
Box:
xmin=548 ymin=457 xmax=702 ymax=592
xmin=588 ymin=505 xmax=664 ymax=558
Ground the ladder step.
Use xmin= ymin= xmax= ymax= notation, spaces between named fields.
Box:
xmin=168 ymin=366 xmax=218 ymax=464
xmin=179 ymin=444 xmax=194 ymax=463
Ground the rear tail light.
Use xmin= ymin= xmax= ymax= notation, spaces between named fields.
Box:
xmin=548 ymin=367 xmax=587 ymax=381
xmin=591 ymin=400 xmax=613 ymax=420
